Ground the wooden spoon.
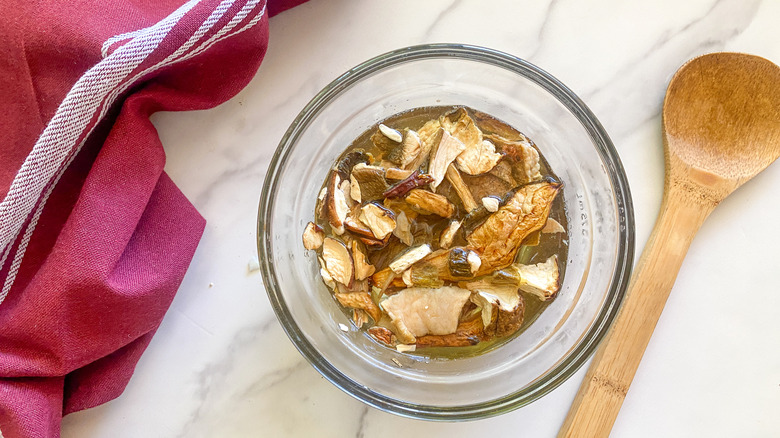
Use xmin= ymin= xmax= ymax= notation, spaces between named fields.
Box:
xmin=559 ymin=52 xmax=780 ymax=437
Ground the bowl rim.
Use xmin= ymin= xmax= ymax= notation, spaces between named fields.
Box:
xmin=258 ymin=43 xmax=635 ymax=420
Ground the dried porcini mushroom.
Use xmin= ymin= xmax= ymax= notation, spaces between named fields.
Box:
xmin=415 ymin=311 xmax=487 ymax=348
xmin=335 ymin=292 xmax=382 ymax=322
xmin=385 ymin=167 xmax=413 ymax=180
xmin=334 ymin=150 xmax=370 ymax=179
xmin=439 ymin=219 xmax=462 ymax=250
xmin=445 ymin=165 xmax=478 ymax=212
xmin=400 ymin=129 xmax=422 ymax=169
xmin=392 ymin=210 xmax=414 ymax=246
xmin=379 ymin=123 xmax=403 ymax=143
xmin=481 ymin=196 xmax=500 ymax=212
xmin=326 ymin=173 xmax=350 ymax=234
xmin=351 ymin=163 xmax=389 ymax=202
xmin=428 ymin=130 xmax=466 ymax=189
xmin=383 ymin=171 xmax=434 ymax=199
xmin=353 ymin=309 xmax=370 ymax=328
xmin=455 ymin=139 xmax=503 ymax=175
xmin=381 ymin=286 xmax=472 ymax=338
xmin=321 ymin=237 xmax=353 ymax=286
xmin=368 ymin=326 xmax=396 ymax=345
xmin=302 ymin=222 xmax=325 ymax=250
xmin=351 ymin=240 xmax=376 ymax=281
xmin=448 ymin=248 xmax=476 ymax=279
xmin=308 ymin=106 xmax=568 ymax=355
xmin=467 ymin=181 xmax=562 ymax=274
xmin=501 ymin=255 xmax=560 ymax=300
xmin=484 ymin=133 xmax=542 ymax=183
xmin=389 ymin=244 xmax=432 ymax=274
xmin=404 ymin=189 xmax=455 ymax=218
xmin=359 ymin=202 xmax=397 ymax=240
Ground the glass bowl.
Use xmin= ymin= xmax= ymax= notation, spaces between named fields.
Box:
xmin=258 ymin=44 xmax=634 ymax=420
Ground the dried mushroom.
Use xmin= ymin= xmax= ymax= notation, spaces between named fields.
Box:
xmin=393 ymin=211 xmax=414 ymax=246
xmin=351 ymin=163 xmax=389 ymax=202
xmin=335 ymin=292 xmax=382 ymax=322
xmin=359 ymin=203 xmax=396 ymax=240
xmin=428 ymin=130 xmax=466 ymax=189
xmin=302 ymin=222 xmax=325 ymax=250
xmin=484 ymin=133 xmax=542 ymax=183
xmin=322 ymin=237 xmax=353 ymax=286
xmin=439 ymin=219 xmax=462 ymax=250
xmin=304 ymin=105 xmax=569 ymax=356
xmin=379 ymin=123 xmax=403 ymax=143
xmin=389 ymin=244 xmax=432 ymax=274
xmin=381 ymin=286 xmax=472 ymax=339
xmin=326 ymin=174 xmax=350 ymax=234
xmin=445 ymin=165 xmax=478 ymax=212
xmin=502 ymin=255 xmax=560 ymax=300
xmin=467 ymin=181 xmax=562 ymax=274
xmin=404 ymin=189 xmax=455 ymax=218
xmin=455 ymin=139 xmax=503 ymax=175
xmin=400 ymin=130 xmax=422 ymax=168
xmin=351 ymin=240 xmax=375 ymax=281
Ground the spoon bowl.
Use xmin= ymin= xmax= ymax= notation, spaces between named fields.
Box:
xmin=560 ymin=52 xmax=780 ymax=438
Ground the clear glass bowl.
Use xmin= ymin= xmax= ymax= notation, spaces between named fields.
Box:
xmin=258 ymin=44 xmax=634 ymax=420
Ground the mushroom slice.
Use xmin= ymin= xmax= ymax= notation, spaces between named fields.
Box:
xmin=302 ymin=222 xmax=325 ymax=250
xmin=368 ymin=326 xmax=396 ymax=346
xmin=351 ymin=163 xmax=389 ymax=202
xmin=541 ymin=218 xmax=566 ymax=234
xmin=414 ymin=311 xmax=487 ymax=348
xmin=385 ymin=167 xmax=414 ymax=180
xmin=321 ymin=237 xmax=353 ymax=286
xmin=470 ymin=292 xmax=497 ymax=328
xmin=389 ymin=244 xmax=432 ymax=274
xmin=326 ymin=173 xmax=349 ymax=234
xmin=351 ymin=240 xmax=376 ymax=281
xmin=349 ymin=173 xmax=362 ymax=203
xmin=484 ymin=133 xmax=542 ymax=183
xmin=318 ymin=256 xmax=336 ymax=290
xmin=461 ymin=279 xmax=522 ymax=312
xmin=467 ymin=181 xmax=562 ymax=274
xmin=400 ymin=130 xmax=422 ymax=168
xmin=495 ymin=295 xmax=525 ymax=337
xmin=445 ymin=165 xmax=478 ymax=212
xmin=352 ymin=309 xmax=370 ymax=328
xmin=429 ymin=130 xmax=466 ymax=189
xmin=392 ymin=210 xmax=414 ymax=246
xmin=439 ymin=219 xmax=462 ymax=249
xmin=406 ymin=118 xmax=442 ymax=172
xmin=340 ymin=178 xmax=355 ymax=207
xmin=503 ymin=255 xmax=560 ymax=300
xmin=359 ymin=203 xmax=397 ymax=240
xmin=381 ymin=286 xmax=472 ymax=339
xmin=404 ymin=189 xmax=455 ymax=218
xmin=335 ymin=292 xmax=382 ymax=322
xmin=455 ymin=139 xmax=503 ymax=175
xmin=481 ymin=196 xmax=500 ymax=212
xmin=379 ymin=123 xmax=403 ymax=143
xmin=440 ymin=107 xmax=483 ymax=150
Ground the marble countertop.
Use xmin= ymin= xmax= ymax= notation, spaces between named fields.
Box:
xmin=62 ymin=0 xmax=780 ymax=436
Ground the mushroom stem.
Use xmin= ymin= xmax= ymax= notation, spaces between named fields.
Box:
xmin=445 ymin=165 xmax=478 ymax=212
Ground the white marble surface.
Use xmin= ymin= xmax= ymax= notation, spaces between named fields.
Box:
xmin=61 ymin=0 xmax=780 ymax=436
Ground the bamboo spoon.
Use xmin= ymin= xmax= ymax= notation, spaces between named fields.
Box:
xmin=559 ymin=52 xmax=780 ymax=437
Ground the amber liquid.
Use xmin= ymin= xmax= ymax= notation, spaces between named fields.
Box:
xmin=319 ymin=106 xmax=569 ymax=359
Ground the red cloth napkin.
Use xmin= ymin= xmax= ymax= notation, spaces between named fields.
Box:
xmin=0 ymin=0 xmax=306 ymax=436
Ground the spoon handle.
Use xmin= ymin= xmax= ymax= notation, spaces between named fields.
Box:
xmin=558 ymin=184 xmax=716 ymax=437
